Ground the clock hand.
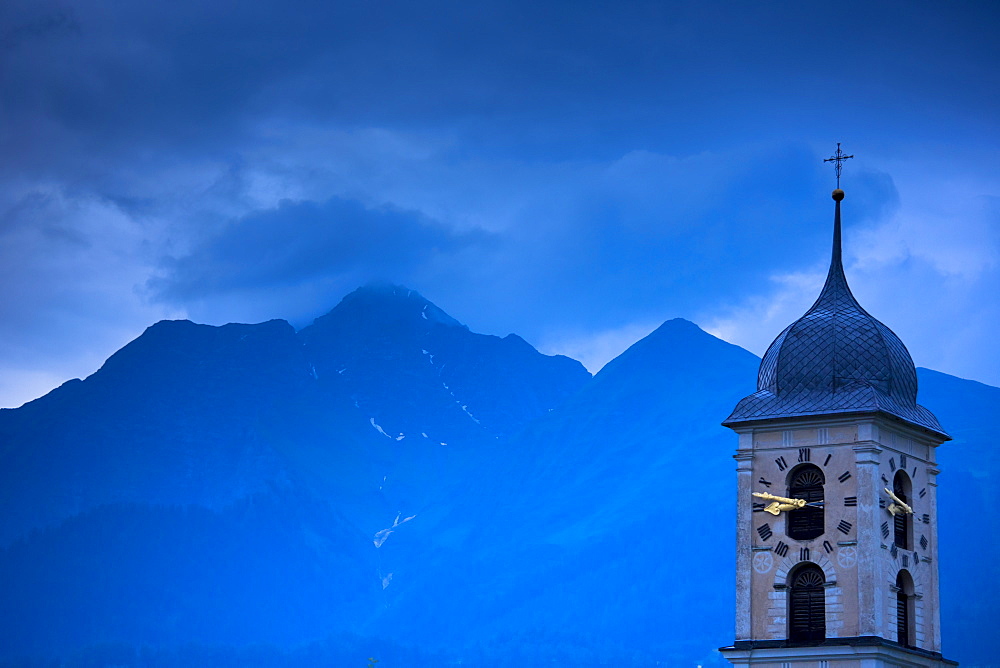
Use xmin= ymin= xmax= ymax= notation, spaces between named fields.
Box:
xmin=752 ymin=492 xmax=809 ymax=515
xmin=752 ymin=492 xmax=806 ymax=507
xmin=884 ymin=487 xmax=913 ymax=516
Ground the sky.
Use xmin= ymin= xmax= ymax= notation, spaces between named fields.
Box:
xmin=1 ymin=0 xmax=998 ymax=408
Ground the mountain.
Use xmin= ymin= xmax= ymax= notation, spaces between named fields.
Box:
xmin=0 ymin=318 xmax=308 ymax=545
xmin=914 ymin=368 xmax=1000 ymax=661
xmin=0 ymin=286 xmax=995 ymax=667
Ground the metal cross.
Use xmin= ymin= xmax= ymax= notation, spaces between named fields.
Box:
xmin=824 ymin=143 xmax=854 ymax=188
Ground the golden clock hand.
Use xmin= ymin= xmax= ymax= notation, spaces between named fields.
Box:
xmin=884 ymin=487 xmax=914 ymax=516
xmin=752 ymin=492 xmax=806 ymax=508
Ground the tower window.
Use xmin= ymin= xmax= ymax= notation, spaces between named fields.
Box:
xmin=896 ymin=570 xmax=915 ymax=646
xmin=893 ymin=470 xmax=912 ymax=550
xmin=787 ymin=464 xmax=825 ymax=540
xmin=789 ymin=563 xmax=826 ymax=643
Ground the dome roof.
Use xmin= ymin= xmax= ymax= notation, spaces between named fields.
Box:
xmin=724 ymin=193 xmax=948 ymax=439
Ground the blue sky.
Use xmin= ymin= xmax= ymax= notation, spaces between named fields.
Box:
xmin=1 ymin=0 xmax=998 ymax=407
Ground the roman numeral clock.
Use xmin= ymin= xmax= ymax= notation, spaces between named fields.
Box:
xmin=719 ymin=148 xmax=957 ymax=668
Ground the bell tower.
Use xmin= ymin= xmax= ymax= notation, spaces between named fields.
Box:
xmin=719 ymin=148 xmax=957 ymax=667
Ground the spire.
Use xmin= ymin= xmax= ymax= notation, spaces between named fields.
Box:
xmin=813 ymin=187 xmax=853 ymax=308
xmin=815 ymin=143 xmax=853 ymax=308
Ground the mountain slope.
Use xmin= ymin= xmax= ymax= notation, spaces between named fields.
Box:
xmin=0 ymin=290 xmax=994 ymax=666
xmin=917 ymin=367 xmax=1000 ymax=666
xmin=0 ymin=318 xmax=308 ymax=545
xmin=0 ymin=285 xmax=593 ymax=662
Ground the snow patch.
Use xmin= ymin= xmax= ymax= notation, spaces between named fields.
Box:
xmin=369 ymin=418 xmax=391 ymax=438
xmin=460 ymin=404 xmax=481 ymax=424
xmin=373 ymin=513 xmax=417 ymax=548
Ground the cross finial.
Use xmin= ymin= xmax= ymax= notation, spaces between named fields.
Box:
xmin=823 ymin=142 xmax=854 ymax=188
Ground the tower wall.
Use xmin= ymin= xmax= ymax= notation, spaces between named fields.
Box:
xmin=723 ymin=415 xmax=950 ymax=666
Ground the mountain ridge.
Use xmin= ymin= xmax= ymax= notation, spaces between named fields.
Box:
xmin=0 ymin=285 xmax=994 ymax=666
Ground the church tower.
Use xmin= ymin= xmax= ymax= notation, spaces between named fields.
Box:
xmin=719 ymin=148 xmax=957 ymax=667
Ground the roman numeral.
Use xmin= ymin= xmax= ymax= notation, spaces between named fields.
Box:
xmin=798 ymin=448 xmax=811 ymax=463
xmin=799 ymin=547 xmax=810 ymax=561
xmin=881 ymin=521 xmax=890 ymax=539
xmin=922 ymin=513 xmax=930 ymax=524
xmin=758 ymin=477 xmax=772 ymax=488
xmin=878 ymin=498 xmax=886 ymax=509
xmin=838 ymin=520 xmax=853 ymax=535
xmin=912 ymin=466 xmax=917 ymax=478
xmin=900 ymin=454 xmax=907 ymax=469
xmin=775 ymin=456 xmax=788 ymax=471
xmin=890 ymin=544 xmax=898 ymax=559
xmin=902 ymin=554 xmax=909 ymax=567
xmin=919 ymin=487 xmax=926 ymax=499
xmin=889 ymin=457 xmax=896 ymax=471
xmin=823 ymin=453 xmax=832 ymax=466
xmin=753 ymin=502 xmax=766 ymax=512
xmin=823 ymin=540 xmax=834 ymax=554
xmin=881 ymin=473 xmax=889 ymax=484
xmin=757 ymin=524 xmax=773 ymax=541
xmin=920 ymin=535 xmax=928 ymax=550
xmin=775 ymin=541 xmax=789 ymax=557
xmin=844 ymin=496 xmax=857 ymax=506
xmin=913 ymin=551 xmax=920 ymax=565
xmin=839 ymin=471 xmax=852 ymax=483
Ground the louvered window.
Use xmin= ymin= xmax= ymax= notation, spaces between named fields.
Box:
xmin=789 ymin=564 xmax=826 ymax=643
xmin=893 ymin=471 xmax=910 ymax=550
xmin=788 ymin=465 xmax=824 ymax=540
xmin=896 ymin=570 xmax=914 ymax=646
xmin=896 ymin=589 xmax=909 ymax=645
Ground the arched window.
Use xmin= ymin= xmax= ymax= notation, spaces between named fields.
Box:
xmin=893 ymin=470 xmax=912 ymax=550
xmin=789 ymin=563 xmax=826 ymax=643
xmin=787 ymin=464 xmax=825 ymax=540
xmin=896 ymin=570 xmax=915 ymax=646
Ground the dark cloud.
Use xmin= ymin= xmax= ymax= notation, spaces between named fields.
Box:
xmin=147 ymin=196 xmax=495 ymax=304
xmin=5 ymin=0 xmax=999 ymax=185
xmin=0 ymin=0 xmax=998 ymax=405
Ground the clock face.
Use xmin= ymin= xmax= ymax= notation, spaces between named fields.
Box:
xmin=749 ymin=447 xmax=859 ymax=568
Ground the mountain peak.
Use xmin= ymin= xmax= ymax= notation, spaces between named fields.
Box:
xmin=311 ymin=283 xmax=464 ymax=331
xmin=597 ymin=317 xmax=759 ymax=381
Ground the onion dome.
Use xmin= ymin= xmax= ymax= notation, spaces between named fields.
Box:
xmin=724 ymin=190 xmax=949 ymax=439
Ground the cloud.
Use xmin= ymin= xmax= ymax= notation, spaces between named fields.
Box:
xmin=146 ymin=196 xmax=495 ymax=320
xmin=1 ymin=0 xmax=999 ymax=407
xmin=0 ymin=184 xmax=183 ymax=407
xmin=700 ymin=178 xmax=1000 ymax=388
